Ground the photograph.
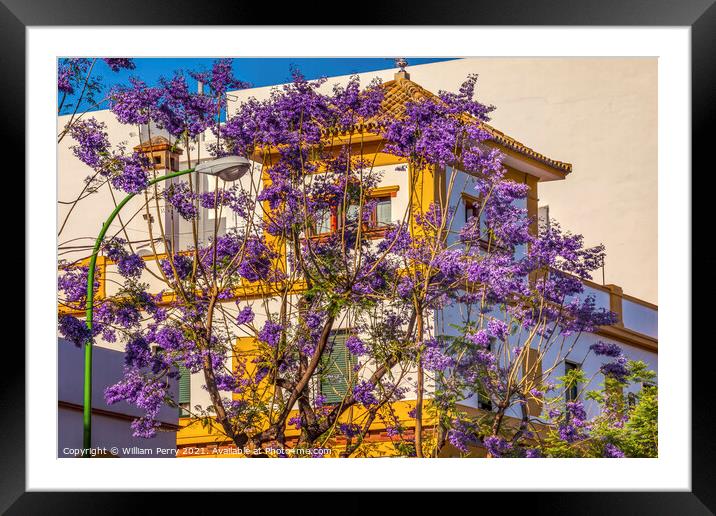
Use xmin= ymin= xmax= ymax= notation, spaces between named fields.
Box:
xmin=56 ymin=56 xmax=659 ymax=460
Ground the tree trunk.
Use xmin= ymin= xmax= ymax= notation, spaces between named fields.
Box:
xmin=414 ymin=310 xmax=425 ymax=458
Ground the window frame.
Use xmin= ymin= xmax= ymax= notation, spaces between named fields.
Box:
xmin=461 ymin=192 xmax=495 ymax=250
xmin=564 ymin=360 xmax=581 ymax=402
xmin=319 ymin=330 xmax=356 ymax=405
xmin=177 ymin=364 xmax=191 ymax=417
xmin=365 ymin=194 xmax=393 ymax=235
xmin=305 ymin=186 xmax=399 ymax=241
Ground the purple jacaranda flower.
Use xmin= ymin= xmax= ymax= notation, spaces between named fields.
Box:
xmin=117 ymin=254 xmax=145 ymax=278
xmin=288 ymin=415 xmax=302 ymax=430
xmin=130 ymin=417 xmax=161 ymax=439
xmin=345 ymin=335 xmax=367 ymax=356
xmin=487 ymin=319 xmax=509 ymax=341
xmin=386 ymin=426 xmax=401 ymax=437
xmin=590 ymin=341 xmax=623 ymax=358
xmin=483 ymin=435 xmax=513 ymax=457
xmin=163 ymin=182 xmax=198 ymax=220
xmin=113 ymin=304 xmax=141 ymax=329
xmin=111 ymin=154 xmax=150 ymax=194
xmin=155 ymin=71 xmax=216 ymax=138
xmin=422 ymin=339 xmax=454 ymax=371
xmin=190 ymin=58 xmax=250 ymax=108
xmin=69 ymin=118 xmax=110 ymax=169
xmin=258 ymin=321 xmax=283 ymax=347
xmin=101 ymin=58 xmax=135 ymax=72
xmin=447 ymin=419 xmax=477 ymax=453
xmin=109 ymin=77 xmax=163 ymax=126
xmin=58 ymin=315 xmax=91 ymax=347
xmin=600 ymin=355 xmax=630 ymax=383
xmin=58 ymin=266 xmax=97 ymax=304
xmin=339 ymin=423 xmax=361 ymax=438
xmin=604 ymin=443 xmax=625 ymax=458
xmin=467 ymin=329 xmax=491 ymax=347
xmin=125 ymin=335 xmax=152 ymax=368
xmin=353 ymin=381 xmax=378 ymax=406
xmin=237 ymin=237 xmax=275 ymax=282
xmin=236 ymin=306 xmax=254 ymax=325
xmin=160 ymin=254 xmax=193 ymax=280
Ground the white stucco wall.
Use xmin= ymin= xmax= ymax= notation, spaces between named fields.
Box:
xmin=437 ymin=298 xmax=657 ymax=419
xmin=58 ymin=338 xmax=177 ymax=457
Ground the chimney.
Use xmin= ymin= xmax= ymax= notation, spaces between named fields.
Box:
xmin=394 ymin=58 xmax=410 ymax=80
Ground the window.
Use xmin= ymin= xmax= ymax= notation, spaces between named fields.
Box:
xmin=309 ymin=209 xmax=334 ymax=237
xmin=307 ymin=196 xmax=393 ymax=238
xmin=170 ymin=157 xmax=177 ymax=170
xmin=464 ymin=197 xmax=480 ymax=223
xmin=153 ymin=155 xmax=162 ymax=165
xmin=478 ymin=393 xmax=493 ymax=411
xmin=522 ymin=347 xmax=543 ymax=416
xmin=369 ymin=196 xmax=392 ymax=228
xmin=178 ymin=365 xmax=191 ymax=417
xmin=463 ymin=194 xmax=491 ymax=247
xmin=538 ymin=205 xmax=550 ymax=232
xmin=564 ymin=360 xmax=580 ymax=402
xmin=627 ymin=382 xmax=656 ymax=409
xmin=320 ymin=332 xmax=356 ymax=404
xmin=477 ymin=342 xmax=495 ymax=411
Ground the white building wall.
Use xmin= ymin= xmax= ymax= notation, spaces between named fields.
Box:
xmin=58 ymin=338 xmax=177 ymax=457
xmin=437 ymin=297 xmax=657 ymax=420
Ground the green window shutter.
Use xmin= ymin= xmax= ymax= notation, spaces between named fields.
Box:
xmin=320 ymin=333 xmax=355 ymax=404
xmin=178 ymin=365 xmax=191 ymax=416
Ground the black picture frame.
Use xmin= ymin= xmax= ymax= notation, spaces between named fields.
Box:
xmin=6 ymin=1 xmax=712 ymax=512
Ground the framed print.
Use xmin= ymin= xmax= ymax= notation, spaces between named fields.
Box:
xmin=7 ymin=0 xmax=712 ymax=512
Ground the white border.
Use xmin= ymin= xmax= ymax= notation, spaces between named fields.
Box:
xmin=28 ymin=27 xmax=690 ymax=491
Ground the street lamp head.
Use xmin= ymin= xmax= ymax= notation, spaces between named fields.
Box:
xmin=195 ymin=155 xmax=251 ymax=182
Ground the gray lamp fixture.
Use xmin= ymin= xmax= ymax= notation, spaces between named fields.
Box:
xmin=195 ymin=155 xmax=251 ymax=182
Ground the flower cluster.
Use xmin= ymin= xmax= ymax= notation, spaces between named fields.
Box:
xmin=591 ymin=341 xmax=631 ymax=383
xmin=105 ymin=369 xmax=168 ymax=438
xmin=159 ymin=254 xmax=193 ymax=281
xmin=58 ymin=58 xmax=134 ymax=110
xmin=352 ymin=381 xmax=378 ymax=406
xmin=102 ymin=238 xmax=145 ymax=278
xmin=68 ymin=117 xmax=150 ymax=194
xmin=107 ymin=58 xmax=249 ymax=142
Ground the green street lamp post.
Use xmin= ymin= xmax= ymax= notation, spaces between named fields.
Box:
xmin=81 ymin=156 xmax=251 ymax=454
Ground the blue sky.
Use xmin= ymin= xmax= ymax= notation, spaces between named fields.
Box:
xmin=58 ymin=57 xmax=455 ymax=115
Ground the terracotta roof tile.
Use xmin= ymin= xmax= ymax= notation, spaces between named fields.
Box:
xmin=133 ymin=136 xmax=183 ymax=154
xmin=377 ymin=78 xmax=572 ymax=174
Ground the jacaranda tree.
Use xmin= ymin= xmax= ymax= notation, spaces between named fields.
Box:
xmin=58 ymin=58 xmax=656 ymax=458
